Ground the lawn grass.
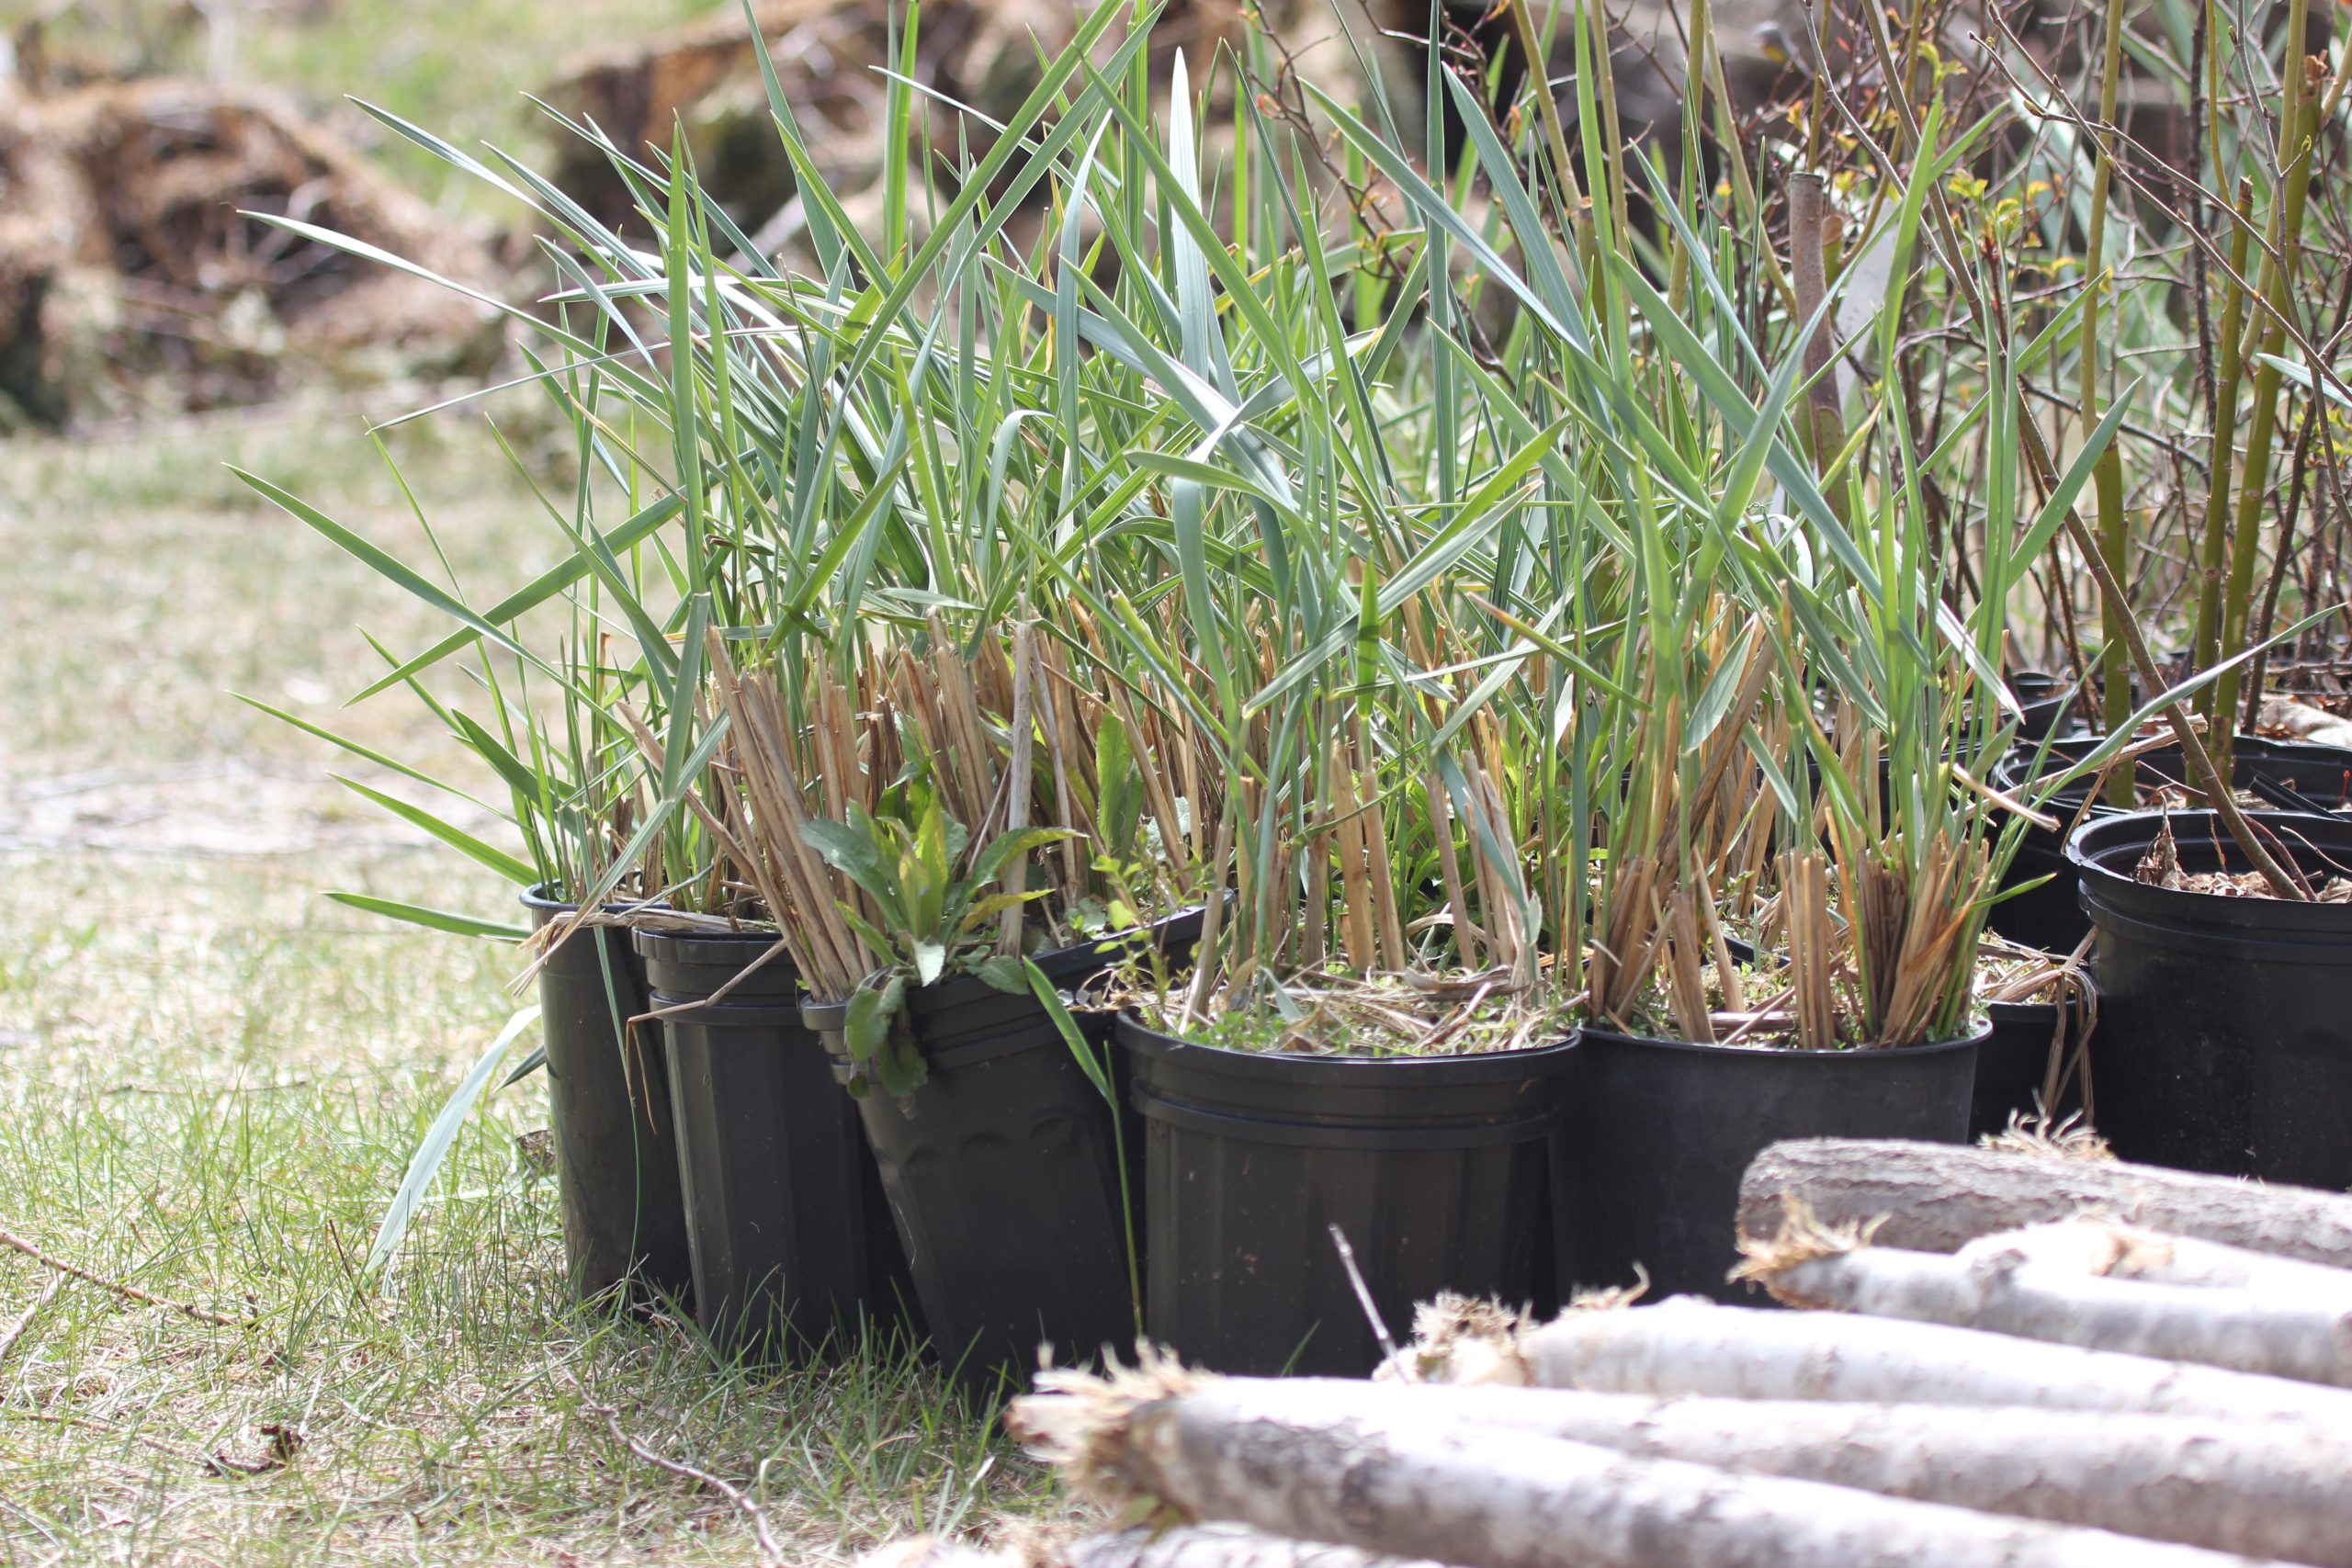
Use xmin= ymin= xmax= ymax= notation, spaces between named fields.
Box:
xmin=0 ymin=408 xmax=1074 ymax=1564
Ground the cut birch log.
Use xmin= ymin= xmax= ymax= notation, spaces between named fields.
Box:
xmin=1956 ymin=1218 xmax=2352 ymax=1308
xmin=858 ymin=1543 xmax=1010 ymax=1568
xmin=1400 ymin=1295 xmax=2352 ymax=1427
xmin=1738 ymin=1139 xmax=2352 ymax=1265
xmin=1011 ymin=1367 xmax=2283 ymax=1568
xmin=1754 ymin=1237 xmax=2352 ymax=1388
xmin=1185 ymin=1378 xmax=2352 ymax=1566
xmin=856 ymin=1529 xmax=1446 ymax=1568
xmin=1063 ymin=1527 xmax=1457 ymax=1568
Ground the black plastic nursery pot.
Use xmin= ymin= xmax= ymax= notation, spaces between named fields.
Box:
xmin=801 ymin=932 xmax=1162 ymax=1392
xmin=2010 ymin=671 xmax=2082 ymax=742
xmin=634 ymin=927 xmax=915 ymax=1360
xmin=521 ymin=888 xmax=694 ymax=1304
xmin=2071 ymin=809 xmax=2352 ymax=1186
xmin=1989 ymin=735 xmax=2352 ymax=953
xmin=1114 ymin=1015 xmax=1577 ymax=1377
xmin=1566 ymin=1026 xmax=1982 ymax=1304
xmin=1969 ymin=997 xmax=2091 ymax=1141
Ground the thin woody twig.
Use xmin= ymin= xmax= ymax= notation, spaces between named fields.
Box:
xmin=0 ymin=1274 xmax=65 ymax=1365
xmin=3 ymin=1407 xmax=209 ymax=1467
xmin=1804 ymin=6 xmax=2316 ymax=900
xmin=1328 ymin=1224 xmax=1398 ymax=1371
xmin=0 ymin=1228 xmax=248 ymax=1328
xmin=598 ymin=1408 xmax=785 ymax=1567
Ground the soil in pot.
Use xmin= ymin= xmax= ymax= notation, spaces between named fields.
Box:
xmin=522 ymin=887 xmax=694 ymax=1305
xmin=2071 ymin=808 xmax=2352 ymax=1187
xmin=635 ymin=927 xmax=917 ymax=1361
xmin=800 ymin=930 xmax=1170 ymax=1393
xmin=1566 ymin=1026 xmax=1983 ymax=1303
xmin=1989 ymin=734 xmax=2352 ymax=952
xmin=1115 ymin=1013 xmax=1576 ymax=1377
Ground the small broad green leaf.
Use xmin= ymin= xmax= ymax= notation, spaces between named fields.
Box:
xmin=1095 ymin=713 xmax=1143 ymax=862
xmin=844 ymin=985 xmax=891 ymax=1063
xmin=801 ymin=818 xmax=899 ymax=906
xmin=959 ymin=888 xmax=1054 ymax=930
xmin=974 ymin=953 xmax=1029 ymax=994
xmin=967 ymin=826 xmax=1081 ymax=889
xmin=838 ymin=906 xmax=902 ymax=971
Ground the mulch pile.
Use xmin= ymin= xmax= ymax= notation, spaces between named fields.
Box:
xmin=0 ymin=77 xmax=502 ymax=425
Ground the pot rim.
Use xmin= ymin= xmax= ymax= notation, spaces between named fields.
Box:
xmin=628 ymin=921 xmax=786 ymax=948
xmin=800 ymin=905 xmax=1216 ymax=1019
xmin=1571 ymin=1021 xmax=1988 ymax=1060
xmin=1996 ymin=732 xmax=2352 ymax=798
xmin=521 ymin=883 xmax=677 ymax=918
xmin=1114 ymin=1008 xmax=1578 ymax=1077
xmin=2066 ymin=807 xmax=2352 ymax=929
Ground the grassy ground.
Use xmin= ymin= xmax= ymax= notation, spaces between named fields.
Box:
xmin=0 ymin=406 xmax=1072 ymax=1565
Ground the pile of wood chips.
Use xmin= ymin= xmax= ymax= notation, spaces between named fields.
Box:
xmin=871 ymin=1135 xmax=2352 ymax=1567
xmin=0 ymin=76 xmax=502 ymax=424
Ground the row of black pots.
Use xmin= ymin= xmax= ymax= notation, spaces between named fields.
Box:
xmin=1124 ymin=1003 xmax=2089 ymax=1355
xmin=528 ymin=893 xmax=2095 ymax=1378
xmin=1974 ymin=719 xmax=2352 ymax=1190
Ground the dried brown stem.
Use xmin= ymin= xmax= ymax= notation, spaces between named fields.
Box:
xmin=0 ymin=1226 xmax=247 ymax=1327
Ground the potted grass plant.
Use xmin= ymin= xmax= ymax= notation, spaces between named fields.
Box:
xmin=1362 ymin=54 xmax=2125 ymax=1301
xmin=1046 ymin=54 xmax=1602 ymax=1379
xmin=1107 ymin=660 xmax=1580 ymax=1377
xmin=233 ymin=58 xmax=966 ymax=1346
xmin=706 ymin=628 xmax=1159 ymax=1388
xmin=600 ymin=3 xmax=1215 ymax=1384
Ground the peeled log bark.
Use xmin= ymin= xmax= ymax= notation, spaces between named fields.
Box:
xmin=1064 ymin=1527 xmax=1456 ymax=1568
xmin=858 ymin=1544 xmax=1008 ymax=1568
xmin=857 ymin=1529 xmax=1453 ymax=1568
xmin=1762 ymin=1244 xmax=2352 ymax=1388
xmin=1739 ymin=1140 xmax=2352 ymax=1265
xmin=1957 ymin=1220 xmax=2352 ymax=1308
xmin=1256 ymin=1380 xmax=2352 ymax=1566
xmin=1509 ymin=1297 xmax=2352 ymax=1427
xmin=1019 ymin=1375 xmax=2277 ymax=1568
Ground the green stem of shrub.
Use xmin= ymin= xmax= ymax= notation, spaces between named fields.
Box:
xmin=2211 ymin=34 xmax=2322 ymax=784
